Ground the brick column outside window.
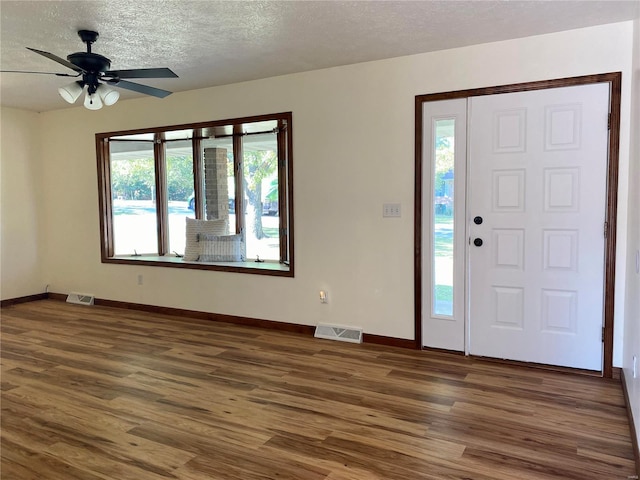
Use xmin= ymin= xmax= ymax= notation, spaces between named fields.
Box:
xmin=203 ymin=147 xmax=230 ymax=225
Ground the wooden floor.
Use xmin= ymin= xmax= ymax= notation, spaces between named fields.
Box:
xmin=1 ymin=300 xmax=636 ymax=480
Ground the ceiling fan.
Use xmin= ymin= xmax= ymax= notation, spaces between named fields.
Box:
xmin=3 ymin=30 xmax=178 ymax=110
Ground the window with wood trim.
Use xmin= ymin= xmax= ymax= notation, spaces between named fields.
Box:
xmin=96 ymin=112 xmax=293 ymax=276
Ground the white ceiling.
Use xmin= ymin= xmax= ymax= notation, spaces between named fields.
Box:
xmin=1 ymin=0 xmax=638 ymax=113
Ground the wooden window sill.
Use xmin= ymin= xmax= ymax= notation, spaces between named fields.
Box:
xmin=103 ymin=255 xmax=292 ymax=276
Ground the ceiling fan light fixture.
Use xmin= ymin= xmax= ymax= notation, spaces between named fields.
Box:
xmin=84 ymin=90 xmax=103 ymax=110
xmin=97 ymin=84 xmax=119 ymax=106
xmin=58 ymin=81 xmax=83 ymax=103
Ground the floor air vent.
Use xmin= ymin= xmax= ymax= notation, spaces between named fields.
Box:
xmin=314 ymin=324 xmax=363 ymax=343
xmin=66 ymin=293 xmax=95 ymax=306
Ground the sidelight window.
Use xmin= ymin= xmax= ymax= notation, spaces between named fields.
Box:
xmin=432 ymin=119 xmax=455 ymax=317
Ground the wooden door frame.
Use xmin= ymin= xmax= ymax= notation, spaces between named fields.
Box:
xmin=414 ymin=72 xmax=622 ymax=378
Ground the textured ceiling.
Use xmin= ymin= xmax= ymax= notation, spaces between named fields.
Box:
xmin=1 ymin=0 xmax=638 ymax=112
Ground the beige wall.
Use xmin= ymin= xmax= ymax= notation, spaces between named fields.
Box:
xmin=623 ymin=14 xmax=640 ymax=450
xmin=0 ymin=107 xmax=43 ymax=299
xmin=2 ymin=22 xmax=634 ymax=367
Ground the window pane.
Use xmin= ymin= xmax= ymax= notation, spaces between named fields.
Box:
xmin=200 ymin=136 xmax=234 ymax=227
xmin=242 ymin=132 xmax=279 ymax=261
xmin=433 ymin=119 xmax=455 ymax=316
xmin=166 ymin=138 xmax=195 ymax=255
xmin=109 ymin=140 xmax=158 ymax=255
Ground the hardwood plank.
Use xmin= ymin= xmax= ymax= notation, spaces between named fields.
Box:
xmin=1 ymin=437 xmax=107 ymax=480
xmin=1 ymin=300 xmax=636 ymax=479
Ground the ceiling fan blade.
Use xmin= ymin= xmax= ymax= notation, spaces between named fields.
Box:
xmin=0 ymin=70 xmax=81 ymax=77
xmin=103 ymin=68 xmax=178 ymax=79
xmin=26 ymin=47 xmax=84 ymax=73
xmin=108 ymin=79 xmax=173 ymax=98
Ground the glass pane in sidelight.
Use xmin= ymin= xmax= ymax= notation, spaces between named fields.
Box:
xmin=433 ymin=119 xmax=455 ymax=317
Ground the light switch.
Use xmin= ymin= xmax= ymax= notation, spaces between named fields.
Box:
xmin=383 ymin=203 xmax=401 ymax=217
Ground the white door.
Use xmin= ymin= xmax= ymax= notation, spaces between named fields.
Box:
xmin=467 ymin=83 xmax=610 ymax=370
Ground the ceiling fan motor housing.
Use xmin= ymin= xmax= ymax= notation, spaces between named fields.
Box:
xmin=67 ymin=52 xmax=111 ymax=73
xmin=67 ymin=52 xmax=112 ymax=94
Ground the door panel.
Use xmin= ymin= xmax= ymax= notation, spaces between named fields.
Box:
xmin=468 ymin=83 xmax=609 ymax=370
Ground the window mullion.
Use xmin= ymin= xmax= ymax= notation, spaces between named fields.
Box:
xmin=154 ymin=133 xmax=169 ymax=255
xmin=277 ymin=120 xmax=288 ymax=263
xmin=193 ymin=131 xmax=204 ymax=219
xmin=233 ymin=125 xmax=244 ymax=235
xmin=97 ymin=137 xmax=115 ymax=258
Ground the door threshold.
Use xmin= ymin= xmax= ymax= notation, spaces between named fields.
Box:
xmin=468 ymin=355 xmax=604 ymax=378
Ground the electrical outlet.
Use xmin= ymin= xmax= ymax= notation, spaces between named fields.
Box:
xmin=383 ymin=203 xmax=401 ymax=217
xmin=137 ymin=274 xmax=143 ymax=286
